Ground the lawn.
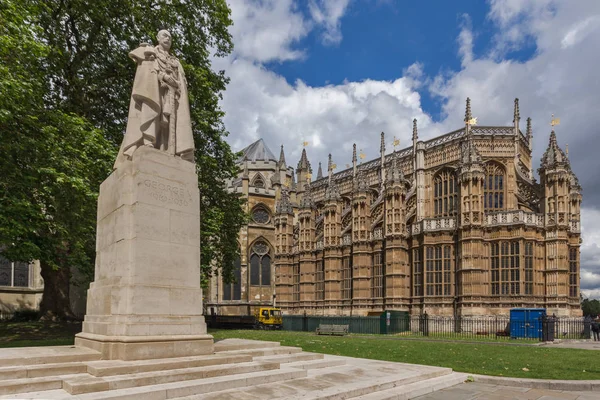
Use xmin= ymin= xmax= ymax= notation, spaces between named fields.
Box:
xmin=0 ymin=322 xmax=594 ymax=380
xmin=0 ymin=321 xmax=80 ymax=348
xmin=211 ymin=329 xmax=597 ymax=380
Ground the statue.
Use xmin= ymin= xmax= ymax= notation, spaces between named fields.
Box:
xmin=116 ymin=30 xmax=194 ymax=167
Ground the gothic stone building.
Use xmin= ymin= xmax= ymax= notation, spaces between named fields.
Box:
xmin=207 ymin=98 xmax=582 ymax=317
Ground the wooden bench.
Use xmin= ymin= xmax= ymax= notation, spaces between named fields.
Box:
xmin=316 ymin=324 xmax=349 ymax=336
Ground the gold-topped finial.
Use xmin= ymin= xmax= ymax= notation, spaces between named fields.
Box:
xmin=306 ymin=173 xmax=312 ymax=181
xmin=331 ymin=163 xmax=337 ymax=170
xmin=302 ymin=140 xmax=310 ymax=147
xmin=550 ymin=114 xmax=560 ymax=127
xmin=359 ymin=149 xmax=366 ymax=161
xmin=392 ymin=136 xmax=400 ymax=150
xmin=468 ymin=117 xmax=478 ymax=126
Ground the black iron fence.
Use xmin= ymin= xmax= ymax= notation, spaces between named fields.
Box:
xmin=283 ymin=314 xmax=590 ymax=342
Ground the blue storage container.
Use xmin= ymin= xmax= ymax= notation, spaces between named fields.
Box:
xmin=510 ymin=308 xmax=546 ymax=339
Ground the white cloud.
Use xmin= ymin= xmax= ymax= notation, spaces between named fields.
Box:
xmin=457 ymin=14 xmax=474 ymax=66
xmin=227 ymin=0 xmax=309 ymax=63
xmin=308 ymin=0 xmax=351 ymax=45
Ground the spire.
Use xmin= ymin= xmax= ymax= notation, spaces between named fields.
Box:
xmin=464 ymin=97 xmax=472 ymax=123
xmin=540 ymin=129 xmax=567 ymax=169
xmin=278 ymin=145 xmax=286 ymax=167
xmin=317 ymin=162 xmax=323 ymax=180
xmin=352 ymin=143 xmax=357 ymax=176
xmin=242 ymin=156 xmax=249 ymax=179
xmin=353 ymin=167 xmax=368 ymax=193
xmin=327 ymin=153 xmax=333 ymax=183
xmin=325 ymin=177 xmax=341 ymax=201
xmin=290 ymin=169 xmax=297 ymax=191
xmin=412 ymin=118 xmax=418 ymax=142
xmin=526 ymin=117 xmax=532 ymax=139
xmin=386 ymin=151 xmax=405 ymax=185
xmin=513 ymin=98 xmax=520 ymax=123
xmin=380 ymin=132 xmax=385 ymax=155
xmin=296 ymin=148 xmax=312 ymax=173
xmin=300 ymin=182 xmax=314 ymax=209
xmin=276 ymin=187 xmax=293 ymax=214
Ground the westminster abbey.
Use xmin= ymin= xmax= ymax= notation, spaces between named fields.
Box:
xmin=206 ymin=98 xmax=582 ymax=317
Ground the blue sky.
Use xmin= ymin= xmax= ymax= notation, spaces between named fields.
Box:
xmin=213 ymin=0 xmax=600 ymax=297
xmin=265 ymin=1 xmax=538 ymax=121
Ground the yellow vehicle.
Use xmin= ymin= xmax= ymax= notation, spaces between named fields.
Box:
xmin=254 ymin=307 xmax=283 ymax=330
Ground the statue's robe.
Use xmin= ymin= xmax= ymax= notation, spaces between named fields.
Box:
xmin=115 ymin=45 xmax=194 ymax=168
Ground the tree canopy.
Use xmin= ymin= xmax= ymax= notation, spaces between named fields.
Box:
xmin=0 ymin=0 xmax=245 ymax=319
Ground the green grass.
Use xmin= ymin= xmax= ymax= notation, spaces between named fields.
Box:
xmin=211 ymin=329 xmax=598 ymax=380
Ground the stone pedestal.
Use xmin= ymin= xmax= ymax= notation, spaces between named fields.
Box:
xmin=75 ymin=146 xmax=213 ymax=360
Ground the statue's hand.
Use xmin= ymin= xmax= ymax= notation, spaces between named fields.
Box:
xmin=164 ymin=75 xmax=179 ymax=89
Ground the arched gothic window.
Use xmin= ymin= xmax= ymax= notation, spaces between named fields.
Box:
xmin=252 ymin=173 xmax=265 ymax=189
xmin=250 ymin=241 xmax=271 ymax=286
xmin=222 ymin=256 xmax=241 ymax=301
xmin=484 ymin=163 xmax=505 ymax=210
xmin=433 ymin=169 xmax=457 ymax=217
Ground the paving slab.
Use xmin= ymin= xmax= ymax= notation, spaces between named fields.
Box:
xmin=413 ymin=382 xmax=597 ymax=400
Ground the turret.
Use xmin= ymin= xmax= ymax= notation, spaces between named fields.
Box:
xmin=539 ymin=129 xmax=571 ymax=226
xmin=385 ymin=151 xmax=409 ymax=237
xmin=458 ymin=97 xmax=485 ymax=226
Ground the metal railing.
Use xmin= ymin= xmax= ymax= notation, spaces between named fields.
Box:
xmin=283 ymin=314 xmax=589 ymax=342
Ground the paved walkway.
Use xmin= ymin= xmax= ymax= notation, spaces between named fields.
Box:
xmin=542 ymin=341 xmax=600 ymax=350
xmin=414 ymin=382 xmax=598 ymax=400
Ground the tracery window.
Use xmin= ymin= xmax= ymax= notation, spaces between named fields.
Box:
xmin=222 ymin=257 xmax=241 ymax=301
xmin=413 ymin=248 xmax=423 ymax=296
xmin=342 ymin=257 xmax=352 ymax=300
xmin=252 ymin=206 xmax=270 ymax=224
xmin=525 ymin=242 xmax=534 ymax=295
xmin=0 ymin=255 xmax=29 ymax=288
xmin=252 ymin=174 xmax=265 ymax=188
xmin=433 ymin=170 xmax=457 ymax=217
xmin=371 ymin=252 xmax=383 ymax=298
xmin=292 ymin=263 xmax=300 ymax=302
xmin=425 ymin=246 xmax=452 ymax=296
xmin=316 ymin=258 xmax=324 ymax=301
xmin=569 ymin=248 xmax=578 ymax=298
xmin=491 ymin=241 xmax=520 ymax=295
xmin=484 ymin=163 xmax=505 ymax=210
xmin=249 ymin=241 xmax=271 ymax=286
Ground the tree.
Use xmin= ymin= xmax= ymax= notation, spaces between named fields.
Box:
xmin=582 ymin=299 xmax=600 ymax=317
xmin=0 ymin=1 xmax=115 ymax=319
xmin=1 ymin=0 xmax=246 ymax=319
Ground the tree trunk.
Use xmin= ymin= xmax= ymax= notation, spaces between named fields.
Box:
xmin=39 ymin=261 xmax=78 ymax=321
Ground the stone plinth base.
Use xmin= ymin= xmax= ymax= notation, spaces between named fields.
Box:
xmin=75 ymin=332 xmax=213 ymax=361
xmin=77 ymin=146 xmax=212 ymax=360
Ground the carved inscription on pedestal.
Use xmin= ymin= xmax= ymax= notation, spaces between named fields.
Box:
xmin=140 ymin=178 xmax=194 ymax=210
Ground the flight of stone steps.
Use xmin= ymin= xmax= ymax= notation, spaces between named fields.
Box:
xmin=0 ymin=339 xmax=467 ymax=399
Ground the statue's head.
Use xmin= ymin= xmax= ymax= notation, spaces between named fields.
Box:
xmin=157 ymin=30 xmax=172 ymax=51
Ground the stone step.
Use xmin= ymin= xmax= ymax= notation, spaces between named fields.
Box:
xmin=75 ymin=368 xmax=308 ymax=400
xmin=0 ymin=373 xmax=86 ymax=397
xmin=213 ymin=338 xmax=281 ymax=352
xmin=0 ymin=346 xmax=101 ymax=367
xmin=350 ymin=372 xmax=468 ymax=400
xmin=63 ymin=360 xmax=280 ymax=395
xmin=86 ymin=353 xmax=253 ymax=377
xmin=215 ymin=345 xmax=303 ymax=357
xmin=283 ymin=366 xmax=454 ymax=400
xmin=0 ymin=361 xmax=87 ymax=380
xmin=286 ymin=358 xmax=346 ymax=370
xmin=255 ymin=352 xmax=324 ymax=364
